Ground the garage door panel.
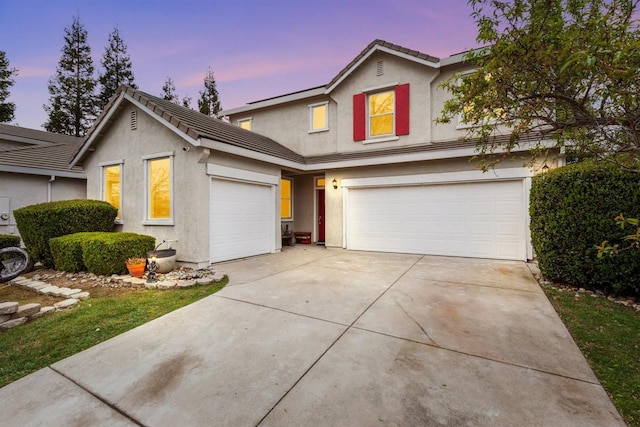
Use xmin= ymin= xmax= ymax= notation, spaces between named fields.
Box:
xmin=210 ymin=179 xmax=273 ymax=263
xmin=346 ymin=181 xmax=526 ymax=260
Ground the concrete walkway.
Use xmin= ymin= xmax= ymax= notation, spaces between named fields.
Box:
xmin=0 ymin=246 xmax=624 ymax=426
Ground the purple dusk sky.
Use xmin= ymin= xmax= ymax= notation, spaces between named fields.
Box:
xmin=0 ymin=0 xmax=481 ymax=130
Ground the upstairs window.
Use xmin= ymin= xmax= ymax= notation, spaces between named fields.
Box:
xmin=238 ymin=117 xmax=252 ymax=131
xmin=309 ymin=102 xmax=328 ymax=132
xmin=369 ymin=90 xmax=394 ymax=137
xmin=353 ymin=83 xmax=409 ymax=142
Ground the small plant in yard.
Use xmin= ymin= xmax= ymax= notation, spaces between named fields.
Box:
xmin=126 ymin=257 xmax=146 ymax=265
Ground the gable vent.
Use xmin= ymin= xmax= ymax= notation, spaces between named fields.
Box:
xmin=130 ymin=111 xmax=137 ymax=130
xmin=376 ymin=60 xmax=384 ymax=76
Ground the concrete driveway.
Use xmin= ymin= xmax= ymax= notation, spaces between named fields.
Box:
xmin=0 ymin=246 xmax=624 ymax=426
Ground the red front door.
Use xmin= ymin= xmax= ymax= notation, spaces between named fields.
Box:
xmin=318 ymin=189 xmax=325 ymax=242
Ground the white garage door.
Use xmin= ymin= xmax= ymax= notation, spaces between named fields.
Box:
xmin=346 ymin=180 xmax=526 ymax=260
xmin=210 ymin=178 xmax=273 ymax=263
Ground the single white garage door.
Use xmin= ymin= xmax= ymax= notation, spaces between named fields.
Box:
xmin=346 ymin=180 xmax=526 ymax=260
xmin=210 ymin=178 xmax=273 ymax=263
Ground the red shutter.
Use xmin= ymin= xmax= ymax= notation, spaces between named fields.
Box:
xmin=395 ymin=83 xmax=410 ymax=136
xmin=353 ymin=93 xmax=366 ymax=141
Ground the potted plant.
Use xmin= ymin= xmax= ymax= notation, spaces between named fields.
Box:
xmin=126 ymin=257 xmax=146 ymax=278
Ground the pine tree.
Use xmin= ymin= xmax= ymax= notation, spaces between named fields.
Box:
xmin=98 ymin=27 xmax=137 ymax=110
xmin=0 ymin=51 xmax=18 ymax=123
xmin=43 ymin=16 xmax=98 ymax=137
xmin=161 ymin=77 xmax=179 ymax=104
xmin=197 ymin=67 xmax=221 ymax=117
xmin=182 ymin=94 xmax=192 ymax=109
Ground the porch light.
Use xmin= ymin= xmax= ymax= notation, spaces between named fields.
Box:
xmin=541 ymin=162 xmax=549 ymax=173
xmin=332 ymin=178 xmax=338 ymax=189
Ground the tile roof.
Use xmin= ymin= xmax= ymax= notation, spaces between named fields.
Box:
xmin=325 ymin=39 xmax=440 ymax=91
xmin=0 ymin=140 xmax=85 ymax=175
xmin=80 ymin=85 xmax=305 ymax=164
xmin=0 ymin=123 xmax=82 ymax=146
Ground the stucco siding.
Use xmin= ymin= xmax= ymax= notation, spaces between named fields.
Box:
xmin=0 ymin=173 xmax=86 ymax=236
xmin=83 ymin=105 xmax=211 ymax=266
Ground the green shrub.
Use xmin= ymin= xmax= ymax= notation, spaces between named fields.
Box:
xmin=13 ymin=200 xmax=117 ymax=267
xmin=0 ymin=234 xmax=21 ymax=261
xmin=49 ymin=232 xmax=101 ymax=272
xmin=0 ymin=234 xmax=20 ymax=249
xmin=530 ymin=162 xmax=640 ymax=296
xmin=81 ymin=232 xmax=155 ymax=276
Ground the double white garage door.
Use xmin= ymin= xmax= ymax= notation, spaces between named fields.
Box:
xmin=209 ymin=173 xmax=529 ymax=263
xmin=346 ymin=180 xmax=528 ymax=260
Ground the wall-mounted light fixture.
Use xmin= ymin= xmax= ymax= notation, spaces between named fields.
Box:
xmin=332 ymin=178 xmax=338 ymax=189
xmin=541 ymin=162 xmax=549 ymax=173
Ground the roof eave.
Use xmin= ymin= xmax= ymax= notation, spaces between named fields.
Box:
xmin=324 ymin=44 xmax=440 ymax=94
xmin=220 ymin=86 xmax=327 ymax=116
xmin=0 ymin=164 xmax=86 ymax=179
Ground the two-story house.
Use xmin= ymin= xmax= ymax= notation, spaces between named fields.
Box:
xmin=71 ymin=40 xmax=554 ymax=267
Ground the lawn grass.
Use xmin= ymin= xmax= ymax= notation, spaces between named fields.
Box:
xmin=0 ymin=279 xmax=227 ymax=388
xmin=543 ymin=285 xmax=640 ymax=426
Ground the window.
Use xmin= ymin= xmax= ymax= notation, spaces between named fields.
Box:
xmin=353 ymin=83 xmax=409 ymax=142
xmin=280 ymin=178 xmax=292 ymax=220
xmin=238 ymin=118 xmax=252 ymax=131
xmin=144 ymin=153 xmax=173 ymax=224
xmin=309 ymin=102 xmax=328 ymax=132
xmin=369 ymin=90 xmax=395 ymax=137
xmin=315 ymin=177 xmax=325 ymax=188
xmin=100 ymin=161 xmax=123 ymax=221
xmin=457 ymin=72 xmax=504 ymax=129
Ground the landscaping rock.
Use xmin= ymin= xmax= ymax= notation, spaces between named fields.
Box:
xmin=123 ymin=277 xmax=146 ymax=286
xmin=72 ymin=292 xmax=91 ymax=301
xmin=157 ymin=280 xmax=177 ymax=290
xmin=29 ymin=306 xmax=55 ymax=320
xmin=54 ymin=299 xmax=79 ymax=310
xmin=0 ymin=317 xmax=27 ymax=330
xmin=212 ymin=272 xmax=226 ymax=282
xmin=60 ymin=288 xmax=82 ymax=297
xmin=0 ymin=302 xmax=19 ymax=315
xmin=177 ymin=279 xmax=196 ymax=288
xmin=144 ymin=282 xmax=157 ymax=290
xmin=11 ymin=303 xmax=41 ymax=319
xmin=40 ymin=285 xmax=60 ymax=295
xmin=0 ymin=314 xmax=10 ymax=323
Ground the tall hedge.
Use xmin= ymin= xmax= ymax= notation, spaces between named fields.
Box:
xmin=530 ymin=162 xmax=640 ymax=296
xmin=13 ymin=200 xmax=117 ymax=267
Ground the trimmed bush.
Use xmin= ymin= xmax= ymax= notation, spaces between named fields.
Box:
xmin=13 ymin=200 xmax=117 ymax=267
xmin=82 ymin=233 xmax=155 ymax=276
xmin=49 ymin=232 xmax=100 ymax=272
xmin=0 ymin=234 xmax=21 ymax=261
xmin=0 ymin=234 xmax=20 ymax=249
xmin=530 ymin=162 xmax=640 ymax=296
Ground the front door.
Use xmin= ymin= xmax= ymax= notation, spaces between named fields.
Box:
xmin=317 ymin=189 xmax=325 ymax=242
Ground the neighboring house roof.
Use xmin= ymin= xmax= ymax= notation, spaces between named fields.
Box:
xmin=0 ymin=123 xmax=82 ymax=146
xmin=0 ymin=136 xmax=85 ymax=178
xmin=71 ymin=85 xmax=305 ymax=168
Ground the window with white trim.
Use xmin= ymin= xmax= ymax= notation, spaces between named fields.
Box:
xmin=144 ymin=152 xmax=174 ymax=224
xmin=309 ymin=102 xmax=328 ymax=132
xmin=353 ymin=83 xmax=409 ymax=142
xmin=237 ymin=117 xmax=252 ymax=131
xmin=100 ymin=160 xmax=123 ymax=222
xmin=280 ymin=177 xmax=293 ymax=220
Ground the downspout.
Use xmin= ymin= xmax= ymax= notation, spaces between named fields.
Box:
xmin=47 ymin=175 xmax=56 ymax=202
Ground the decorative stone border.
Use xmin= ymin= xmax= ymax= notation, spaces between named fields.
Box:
xmin=1 ymin=268 xmax=227 ymax=331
